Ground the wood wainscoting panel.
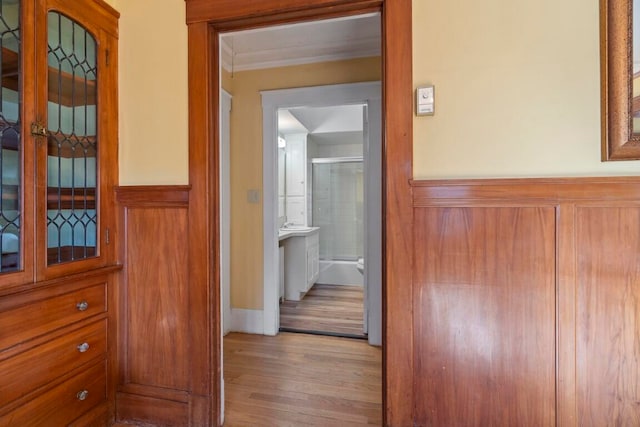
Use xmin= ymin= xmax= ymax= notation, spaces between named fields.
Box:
xmin=116 ymin=186 xmax=191 ymax=425
xmin=412 ymin=177 xmax=640 ymax=425
xmin=413 ymin=206 xmax=557 ymax=426
xmin=124 ymin=206 xmax=190 ymax=389
xmin=576 ymin=207 xmax=640 ymax=426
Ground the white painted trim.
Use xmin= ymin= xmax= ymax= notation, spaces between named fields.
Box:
xmin=231 ymin=309 xmax=265 ymax=334
xmin=224 ymin=50 xmax=380 ymax=73
xmin=262 ymin=92 xmax=280 ymax=336
xmin=261 ymin=81 xmax=382 ymax=344
xmin=220 ymin=90 xmax=232 ymax=337
xmin=219 ymin=89 xmax=232 ymax=427
xmin=364 ymin=98 xmax=382 ymax=346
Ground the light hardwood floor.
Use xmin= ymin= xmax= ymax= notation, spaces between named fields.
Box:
xmin=279 ymin=284 xmax=365 ymax=338
xmin=223 ymin=332 xmax=382 ymax=426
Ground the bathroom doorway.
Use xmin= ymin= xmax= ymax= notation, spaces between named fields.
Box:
xmin=276 ymin=104 xmax=372 ymax=340
xmin=261 ymin=82 xmax=382 ymax=345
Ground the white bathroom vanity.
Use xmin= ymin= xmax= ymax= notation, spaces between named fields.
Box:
xmin=278 ymin=227 xmax=320 ymax=301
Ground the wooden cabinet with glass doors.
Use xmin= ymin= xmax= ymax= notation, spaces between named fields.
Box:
xmin=0 ymin=0 xmax=118 ymax=425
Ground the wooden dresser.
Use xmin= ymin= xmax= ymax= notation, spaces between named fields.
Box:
xmin=0 ymin=273 xmax=117 ymax=425
xmin=0 ymin=0 xmax=119 ymax=425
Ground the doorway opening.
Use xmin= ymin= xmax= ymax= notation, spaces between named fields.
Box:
xmin=275 ymin=101 xmax=376 ymax=340
xmin=259 ymin=82 xmax=382 ymax=345
xmin=187 ymin=0 xmax=415 ymax=424
xmin=217 ymin=13 xmax=382 ymax=424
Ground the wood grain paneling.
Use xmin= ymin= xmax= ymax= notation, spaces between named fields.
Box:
xmin=576 ymin=207 xmax=640 ymax=426
xmin=116 ymin=393 xmax=188 ymax=426
xmin=413 ymin=206 xmax=556 ymax=426
xmin=124 ymin=206 xmax=190 ymax=389
xmin=412 ymin=177 xmax=640 ymax=426
xmin=116 ymin=186 xmax=192 ymax=425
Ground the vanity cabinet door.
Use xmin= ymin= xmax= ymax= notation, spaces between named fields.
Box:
xmin=306 ymin=232 xmax=319 ymax=288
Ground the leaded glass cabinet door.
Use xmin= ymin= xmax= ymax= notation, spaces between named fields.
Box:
xmin=35 ymin=0 xmax=117 ymax=279
xmin=45 ymin=11 xmax=98 ymax=267
xmin=0 ymin=0 xmax=35 ymax=286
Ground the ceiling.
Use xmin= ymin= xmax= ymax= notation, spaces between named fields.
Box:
xmin=220 ymin=14 xmax=381 ymax=72
xmin=278 ymin=104 xmax=364 ymax=136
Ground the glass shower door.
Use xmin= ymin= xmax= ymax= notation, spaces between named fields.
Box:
xmin=311 ymin=158 xmax=363 ymax=261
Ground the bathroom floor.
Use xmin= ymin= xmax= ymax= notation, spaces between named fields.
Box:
xmin=279 ymin=284 xmax=365 ymax=338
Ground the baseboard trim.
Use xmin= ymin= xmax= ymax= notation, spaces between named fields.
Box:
xmin=116 ymin=392 xmax=188 ymax=426
xmin=230 ymin=308 xmax=264 ymax=334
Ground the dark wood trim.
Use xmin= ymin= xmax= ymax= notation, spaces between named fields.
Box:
xmin=187 ymin=21 xmax=216 ymax=427
xmin=47 ymin=0 xmax=119 ymax=38
xmin=382 ymin=1 xmax=414 ymax=425
xmin=116 ymin=393 xmax=188 ymax=426
xmin=186 ymin=0 xmax=381 ymax=24
xmin=412 ymin=177 xmax=640 ymax=206
xmin=117 ymin=384 xmax=190 ymax=403
xmin=115 ymin=185 xmax=190 ymax=207
xmin=186 ymin=1 xmax=414 ymax=425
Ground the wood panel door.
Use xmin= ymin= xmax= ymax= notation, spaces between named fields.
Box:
xmin=414 ymin=206 xmax=557 ymax=426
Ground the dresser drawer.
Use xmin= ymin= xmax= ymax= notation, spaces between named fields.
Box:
xmin=0 ymin=361 xmax=106 ymax=426
xmin=0 ymin=320 xmax=107 ymax=408
xmin=0 ymin=283 xmax=106 ymax=351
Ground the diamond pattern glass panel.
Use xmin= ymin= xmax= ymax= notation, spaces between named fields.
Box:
xmin=47 ymin=11 xmax=97 ymax=265
xmin=0 ymin=0 xmax=21 ymax=273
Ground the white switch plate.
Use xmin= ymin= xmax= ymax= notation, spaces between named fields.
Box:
xmin=416 ymin=85 xmax=435 ymax=116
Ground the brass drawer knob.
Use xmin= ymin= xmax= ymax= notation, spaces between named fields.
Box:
xmin=76 ymin=300 xmax=89 ymax=311
xmin=77 ymin=342 xmax=90 ymax=353
xmin=76 ymin=390 xmax=89 ymax=401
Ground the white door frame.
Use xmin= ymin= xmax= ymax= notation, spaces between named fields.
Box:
xmin=261 ymin=81 xmax=382 ymax=344
xmin=219 ymin=89 xmax=231 ymax=426
xmin=220 ymin=90 xmax=232 ymax=336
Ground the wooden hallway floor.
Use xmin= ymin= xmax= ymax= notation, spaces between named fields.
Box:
xmin=279 ymin=284 xmax=365 ymax=338
xmin=223 ymin=332 xmax=382 ymax=426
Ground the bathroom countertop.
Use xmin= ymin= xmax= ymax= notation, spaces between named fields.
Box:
xmin=278 ymin=226 xmax=320 ymax=241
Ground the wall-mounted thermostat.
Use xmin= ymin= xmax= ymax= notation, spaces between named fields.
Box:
xmin=416 ymin=85 xmax=435 ymax=116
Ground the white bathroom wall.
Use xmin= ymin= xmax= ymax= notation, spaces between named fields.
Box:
xmin=316 ymin=143 xmax=362 ymax=158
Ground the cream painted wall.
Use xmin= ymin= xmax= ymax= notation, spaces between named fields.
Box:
xmin=228 ymin=57 xmax=381 ymax=310
xmin=117 ymin=0 xmax=189 ymax=184
xmin=413 ymin=0 xmax=640 ymax=178
xmin=112 ymin=1 xmax=638 ymax=308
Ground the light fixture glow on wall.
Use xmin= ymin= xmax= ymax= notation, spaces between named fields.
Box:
xmin=278 ymin=136 xmax=286 ymax=148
